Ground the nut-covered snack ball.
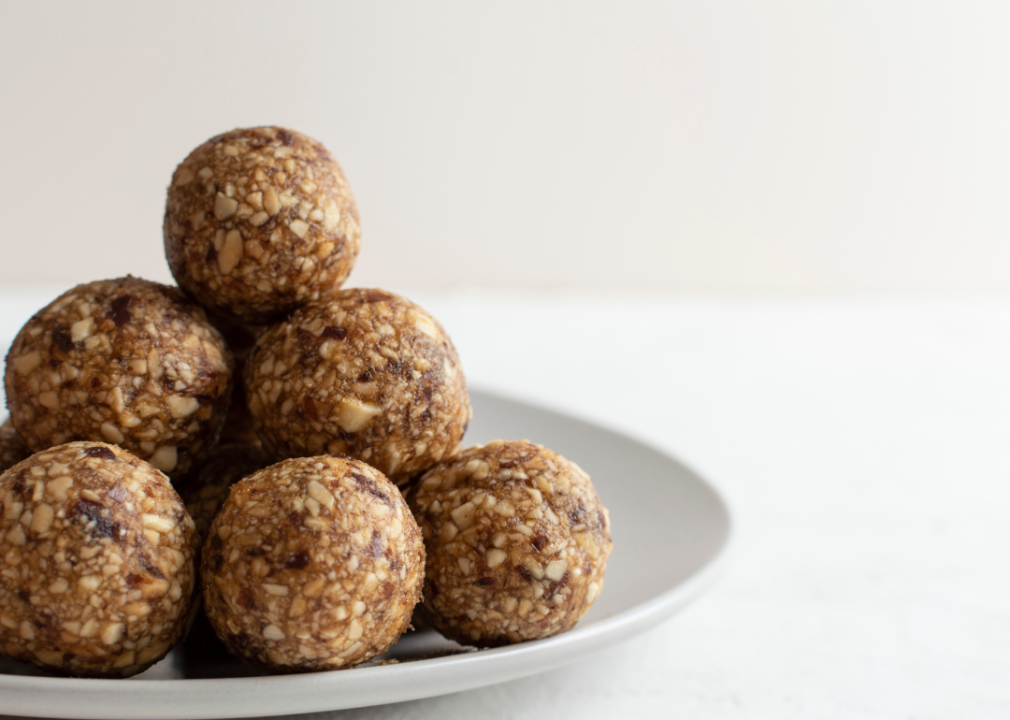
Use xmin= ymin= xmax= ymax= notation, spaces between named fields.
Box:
xmin=245 ymin=289 xmax=471 ymax=485
xmin=4 ymin=277 xmax=234 ymax=477
xmin=0 ymin=442 xmax=199 ymax=677
xmin=0 ymin=418 xmax=30 ymax=473
xmin=164 ymin=126 xmax=361 ymax=324
xmin=180 ymin=443 xmax=269 ymax=541
xmin=409 ymin=440 xmax=612 ymax=647
xmin=201 ymin=455 xmax=424 ymax=673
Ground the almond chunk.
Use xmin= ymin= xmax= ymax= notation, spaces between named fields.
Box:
xmin=263 ymin=624 xmax=285 ymax=640
xmin=218 ymin=229 xmax=244 ymax=275
xmin=141 ymin=514 xmax=175 ymax=533
xmin=149 ymin=446 xmax=177 ymax=473
xmin=30 ymin=504 xmax=54 ymax=533
xmin=336 ymin=399 xmax=382 ymax=432
xmin=249 ymin=211 xmax=270 ymax=227
xmin=450 ymin=501 xmax=476 ymax=531
xmin=100 ymin=422 xmax=125 ymax=444
xmin=545 ymin=559 xmax=568 ymax=581
xmin=264 ymin=186 xmax=281 ymax=215
xmin=71 ymin=317 xmax=95 ymax=342
xmin=214 ymin=193 xmax=239 ymax=220
xmin=166 ymin=395 xmax=200 ymax=418
xmin=307 ymin=480 xmax=336 ymax=510
xmin=12 ymin=351 xmax=41 ymax=375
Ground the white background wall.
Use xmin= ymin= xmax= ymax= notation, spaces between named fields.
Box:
xmin=1 ymin=1 xmax=1007 ymax=293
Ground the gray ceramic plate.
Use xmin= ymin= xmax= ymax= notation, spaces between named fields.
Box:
xmin=0 ymin=389 xmax=732 ymax=719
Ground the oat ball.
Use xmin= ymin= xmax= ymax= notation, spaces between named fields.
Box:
xmin=201 ymin=455 xmax=424 ymax=673
xmin=0 ymin=442 xmax=199 ymax=677
xmin=409 ymin=440 xmax=612 ymax=647
xmin=4 ymin=277 xmax=234 ymax=477
xmin=0 ymin=418 xmax=30 ymax=473
xmin=245 ymin=289 xmax=471 ymax=485
xmin=164 ymin=126 xmax=361 ymax=324
xmin=180 ymin=443 xmax=269 ymax=541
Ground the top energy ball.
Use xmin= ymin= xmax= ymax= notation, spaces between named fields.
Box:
xmin=164 ymin=127 xmax=361 ymax=324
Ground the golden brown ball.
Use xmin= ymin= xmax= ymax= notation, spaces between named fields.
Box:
xmin=409 ymin=440 xmax=611 ymax=647
xmin=245 ymin=289 xmax=471 ymax=485
xmin=0 ymin=442 xmax=199 ymax=677
xmin=164 ymin=126 xmax=361 ymax=324
xmin=201 ymin=455 xmax=424 ymax=673
xmin=4 ymin=277 xmax=233 ymax=477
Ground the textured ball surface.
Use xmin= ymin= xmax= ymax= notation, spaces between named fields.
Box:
xmin=164 ymin=126 xmax=361 ymax=324
xmin=245 ymin=289 xmax=471 ymax=485
xmin=0 ymin=442 xmax=199 ymax=677
xmin=4 ymin=277 xmax=233 ymax=477
xmin=201 ymin=455 xmax=424 ymax=673
xmin=409 ymin=440 xmax=612 ymax=647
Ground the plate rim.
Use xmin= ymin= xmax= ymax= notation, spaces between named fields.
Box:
xmin=0 ymin=388 xmax=734 ymax=720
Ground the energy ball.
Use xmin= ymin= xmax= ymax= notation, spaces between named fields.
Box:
xmin=409 ymin=440 xmax=612 ymax=647
xmin=0 ymin=418 xmax=30 ymax=473
xmin=4 ymin=277 xmax=234 ymax=477
xmin=164 ymin=126 xmax=361 ymax=324
xmin=245 ymin=289 xmax=471 ymax=485
xmin=201 ymin=455 xmax=424 ymax=673
xmin=0 ymin=442 xmax=199 ymax=677
xmin=180 ymin=443 xmax=269 ymax=541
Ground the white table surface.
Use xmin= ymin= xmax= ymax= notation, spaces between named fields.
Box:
xmin=1 ymin=289 xmax=1008 ymax=719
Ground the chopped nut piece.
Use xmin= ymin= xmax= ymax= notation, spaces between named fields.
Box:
xmin=149 ymin=446 xmax=178 ymax=473
xmin=11 ymin=351 xmax=41 ymax=375
xmin=29 ymin=503 xmax=54 ymax=534
xmin=263 ymin=624 xmax=286 ymax=640
xmin=141 ymin=514 xmax=175 ymax=533
xmin=166 ymin=395 xmax=200 ymax=418
xmin=101 ymin=422 xmax=125 ymax=444
xmin=263 ymin=186 xmax=281 ymax=216
xmin=46 ymin=475 xmax=73 ymax=502
xmin=218 ymin=229 xmax=244 ymax=275
xmin=214 ymin=193 xmax=239 ymax=220
xmin=70 ymin=317 xmax=95 ymax=342
xmin=307 ymin=479 xmax=336 ymax=510
xmin=545 ymin=560 xmax=568 ymax=581
xmin=336 ymin=399 xmax=382 ymax=433
xmin=450 ymin=501 xmax=476 ymax=531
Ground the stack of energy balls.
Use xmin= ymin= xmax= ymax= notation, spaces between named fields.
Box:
xmin=0 ymin=126 xmax=612 ymax=678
